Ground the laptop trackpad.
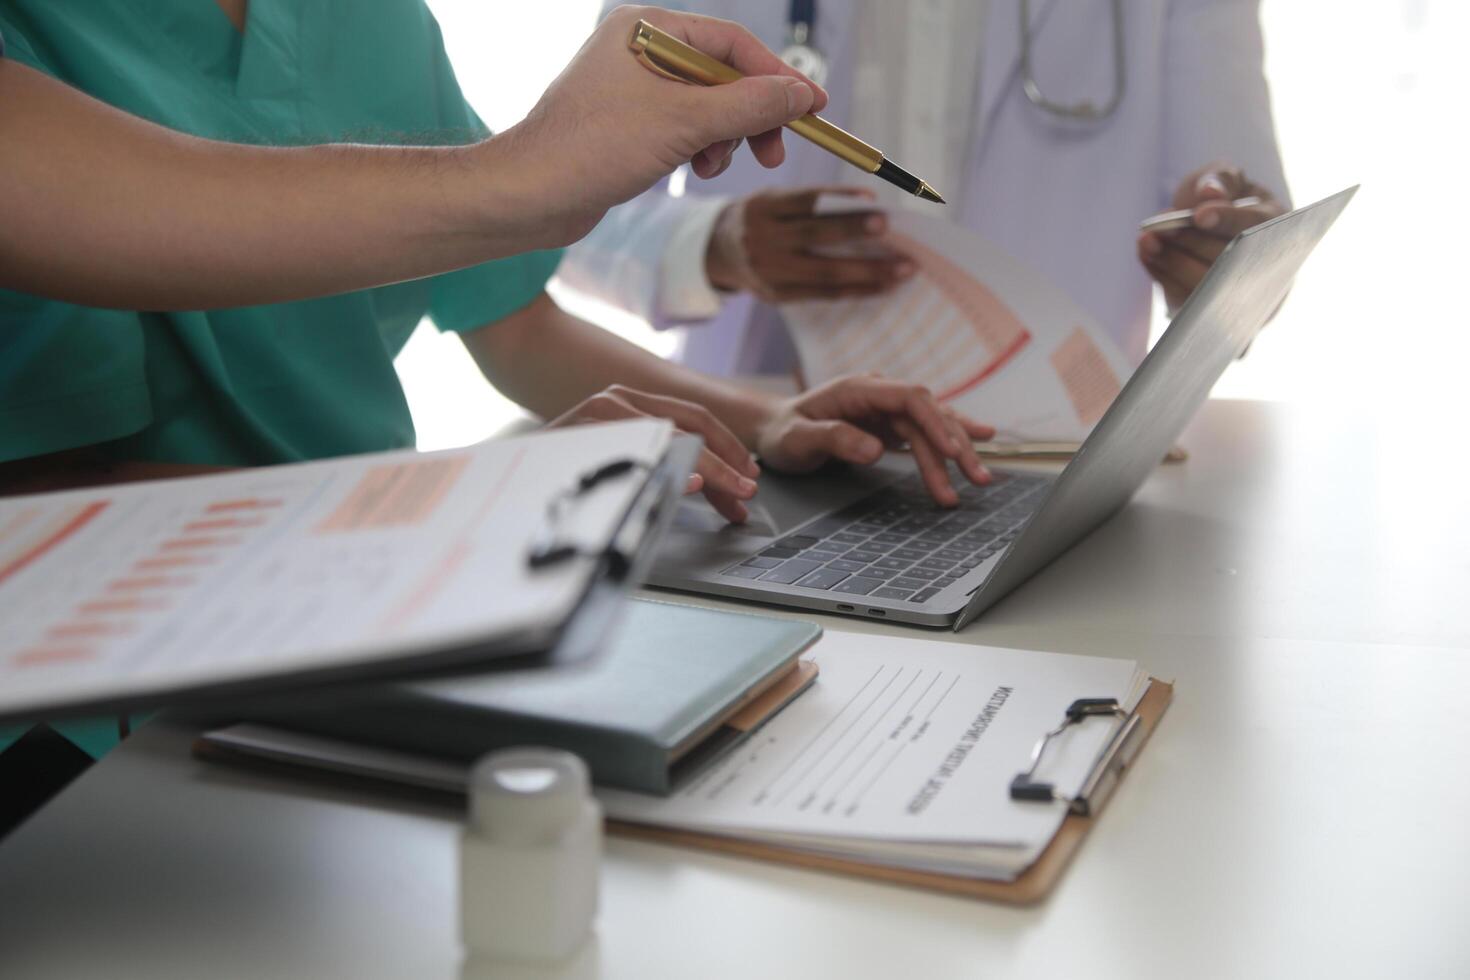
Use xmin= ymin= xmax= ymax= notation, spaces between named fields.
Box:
xmin=672 ymin=498 xmax=780 ymax=539
xmin=671 ymin=461 xmax=906 ymax=542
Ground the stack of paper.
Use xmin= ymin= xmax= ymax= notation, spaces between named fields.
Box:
xmin=782 ymin=209 xmax=1135 ymax=444
xmin=599 ymin=630 xmax=1150 ymax=881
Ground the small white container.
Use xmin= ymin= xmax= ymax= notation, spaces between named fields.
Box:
xmin=460 ymin=747 xmax=602 ymax=964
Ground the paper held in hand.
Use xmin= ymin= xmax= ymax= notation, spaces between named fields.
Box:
xmin=781 ymin=206 xmax=1135 ymax=444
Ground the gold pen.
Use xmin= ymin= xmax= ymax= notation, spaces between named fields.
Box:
xmin=629 ymin=19 xmax=946 ymax=204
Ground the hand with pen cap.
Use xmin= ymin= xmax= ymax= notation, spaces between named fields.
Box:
xmin=548 ymin=376 xmax=994 ymax=525
xmin=0 ymin=5 xmax=826 ymax=311
xmin=510 ymin=4 xmax=828 ymax=247
xmin=1137 ymin=163 xmax=1287 ymax=311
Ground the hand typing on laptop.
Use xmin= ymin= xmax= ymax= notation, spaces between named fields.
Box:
xmin=752 ymin=376 xmax=994 ymax=504
xmin=546 ymin=375 xmax=992 ymax=525
xmin=464 ymin=292 xmax=992 ymax=526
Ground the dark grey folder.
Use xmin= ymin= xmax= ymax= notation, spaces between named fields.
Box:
xmin=240 ymin=599 xmax=821 ymax=794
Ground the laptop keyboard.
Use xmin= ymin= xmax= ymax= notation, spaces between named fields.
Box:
xmin=721 ymin=472 xmax=1048 ymax=603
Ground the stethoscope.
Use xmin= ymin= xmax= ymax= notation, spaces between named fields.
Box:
xmin=781 ymin=0 xmax=1126 ymax=121
xmin=1019 ymin=0 xmax=1125 ymax=120
xmin=780 ymin=0 xmax=829 ymax=87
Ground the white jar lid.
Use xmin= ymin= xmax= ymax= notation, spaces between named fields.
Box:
xmin=468 ymin=747 xmax=591 ymax=844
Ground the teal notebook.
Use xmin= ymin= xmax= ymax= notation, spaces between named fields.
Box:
xmin=241 ymin=600 xmax=821 ymax=794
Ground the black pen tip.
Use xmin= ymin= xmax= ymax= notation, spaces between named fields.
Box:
xmin=875 ymin=158 xmax=947 ymax=204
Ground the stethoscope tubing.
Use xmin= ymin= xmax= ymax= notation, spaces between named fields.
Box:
xmin=785 ymin=0 xmax=1126 ymax=122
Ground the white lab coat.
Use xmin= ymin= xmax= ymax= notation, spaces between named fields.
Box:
xmin=558 ymin=0 xmax=1288 ymax=373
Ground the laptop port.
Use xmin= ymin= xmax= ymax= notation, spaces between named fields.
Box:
xmin=868 ymin=608 xmax=886 ymax=617
xmin=836 ymin=603 xmax=855 ymax=612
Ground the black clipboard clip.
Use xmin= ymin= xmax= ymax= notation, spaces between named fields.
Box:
xmin=1009 ymin=697 xmax=1146 ymax=817
xmin=526 ymin=457 xmax=652 ymax=575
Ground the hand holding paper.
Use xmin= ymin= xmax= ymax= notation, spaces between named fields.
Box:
xmin=706 ymin=187 xmax=913 ymax=303
xmin=781 ymin=204 xmax=1135 ymax=444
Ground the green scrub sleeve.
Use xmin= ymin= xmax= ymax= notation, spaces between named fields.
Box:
xmin=428 ymin=248 xmax=565 ymax=334
xmin=0 ymin=717 xmax=150 ymax=761
xmin=0 ymin=16 xmax=40 ymax=69
xmin=48 ymin=718 xmax=131 ymax=760
xmin=419 ymin=12 xmax=564 ymax=334
xmin=0 ymin=17 xmax=155 ymax=466
xmin=0 ymin=725 xmax=24 ymax=756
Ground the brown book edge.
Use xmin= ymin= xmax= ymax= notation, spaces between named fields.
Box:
xmin=608 ymin=677 xmax=1173 ymax=906
xmin=724 ymin=659 xmax=819 ymax=733
xmin=668 ymin=657 xmax=819 ymax=763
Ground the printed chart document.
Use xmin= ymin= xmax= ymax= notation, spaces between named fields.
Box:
xmin=600 ymin=630 xmax=1150 ymax=880
xmin=0 ymin=420 xmax=675 ymax=724
xmin=781 ymin=209 xmax=1135 ymax=443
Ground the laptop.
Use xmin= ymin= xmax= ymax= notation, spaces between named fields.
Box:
xmin=648 ymin=187 xmax=1358 ymax=628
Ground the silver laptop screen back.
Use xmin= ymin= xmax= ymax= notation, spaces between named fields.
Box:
xmin=957 ymin=187 xmax=1358 ymax=627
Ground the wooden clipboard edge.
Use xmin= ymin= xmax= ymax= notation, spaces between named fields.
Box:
xmin=974 ymin=443 xmax=1189 ymax=464
xmin=607 ymin=677 xmax=1173 ymax=906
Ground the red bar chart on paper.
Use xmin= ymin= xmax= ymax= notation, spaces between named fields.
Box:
xmin=0 ymin=420 xmax=675 ymax=724
xmin=784 ymin=207 xmax=1133 ymax=443
xmin=793 ymin=233 xmax=1033 ymax=401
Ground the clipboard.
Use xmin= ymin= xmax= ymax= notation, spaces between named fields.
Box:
xmin=195 ymin=676 xmax=1171 ymax=906
xmin=0 ymin=424 xmax=699 ymax=727
xmin=607 ymin=678 xmax=1172 ymax=905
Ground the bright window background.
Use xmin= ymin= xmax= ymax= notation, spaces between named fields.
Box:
xmin=402 ymin=0 xmax=1458 ymax=451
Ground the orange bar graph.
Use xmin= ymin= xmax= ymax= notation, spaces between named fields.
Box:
xmin=317 ymin=457 xmax=469 ymax=533
xmin=79 ymin=597 xmax=168 ymax=615
xmin=1049 ymin=326 xmax=1122 ymax=426
xmin=184 ymin=517 xmax=264 ymax=532
xmin=160 ymin=536 xmax=239 ymax=551
xmin=135 ymin=555 xmax=216 ymax=571
xmin=206 ymin=498 xmax=282 ymax=513
xmin=14 ymin=646 xmax=95 ymax=668
xmin=792 ymin=232 xmax=1033 ymax=403
xmin=108 ymin=575 xmax=194 ymax=592
xmin=48 ymin=622 xmax=133 ymax=640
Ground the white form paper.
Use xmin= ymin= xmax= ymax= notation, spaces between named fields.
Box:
xmin=0 ymin=419 xmax=672 ymax=720
xmin=782 ymin=209 xmax=1135 ymax=443
xmin=600 ymin=630 xmax=1148 ymax=879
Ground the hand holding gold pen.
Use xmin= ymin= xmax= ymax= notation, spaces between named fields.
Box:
xmin=629 ymin=19 xmax=946 ymax=204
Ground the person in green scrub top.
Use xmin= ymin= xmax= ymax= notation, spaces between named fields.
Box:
xmin=0 ymin=1 xmax=996 ymax=832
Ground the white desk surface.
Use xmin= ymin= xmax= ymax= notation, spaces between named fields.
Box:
xmin=2 ymin=399 xmax=1468 ymax=980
